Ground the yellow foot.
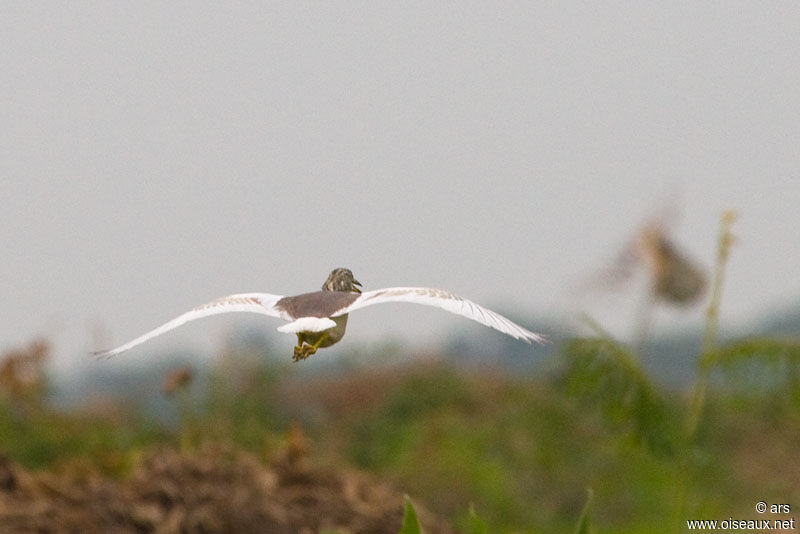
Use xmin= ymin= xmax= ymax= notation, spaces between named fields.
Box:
xmin=292 ymin=344 xmax=318 ymax=362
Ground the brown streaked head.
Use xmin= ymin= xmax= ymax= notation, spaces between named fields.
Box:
xmin=322 ymin=268 xmax=362 ymax=293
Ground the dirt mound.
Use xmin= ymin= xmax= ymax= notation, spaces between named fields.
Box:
xmin=0 ymin=445 xmax=451 ymax=534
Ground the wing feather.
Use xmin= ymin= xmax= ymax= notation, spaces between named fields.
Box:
xmin=93 ymin=293 xmax=286 ymax=358
xmin=332 ymin=287 xmax=545 ymax=343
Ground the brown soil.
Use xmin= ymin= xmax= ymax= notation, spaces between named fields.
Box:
xmin=0 ymin=445 xmax=451 ymax=534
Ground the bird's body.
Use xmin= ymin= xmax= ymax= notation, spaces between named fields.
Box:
xmin=93 ymin=268 xmax=544 ymax=361
xmin=293 ymin=314 xmax=348 ymax=350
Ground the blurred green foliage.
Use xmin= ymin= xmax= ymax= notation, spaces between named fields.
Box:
xmin=0 ymin=333 xmax=798 ymax=532
xmin=706 ymin=337 xmax=800 ymax=404
xmin=0 ymin=402 xmax=164 ymax=473
xmin=562 ymin=337 xmax=681 ymax=456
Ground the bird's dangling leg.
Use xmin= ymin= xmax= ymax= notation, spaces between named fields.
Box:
xmin=292 ymin=333 xmax=329 ymax=362
xmin=293 ymin=335 xmax=305 ymax=362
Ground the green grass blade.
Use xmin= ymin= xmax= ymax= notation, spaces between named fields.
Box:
xmin=574 ymin=488 xmax=594 ymax=534
xmin=465 ymin=504 xmax=488 ymax=534
xmin=399 ymin=495 xmax=423 ymax=534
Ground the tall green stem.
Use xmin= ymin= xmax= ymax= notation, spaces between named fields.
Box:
xmin=687 ymin=210 xmax=736 ymax=436
xmin=673 ymin=211 xmax=736 ymax=531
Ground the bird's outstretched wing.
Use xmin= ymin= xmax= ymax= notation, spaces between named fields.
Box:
xmin=332 ymin=287 xmax=545 ymax=343
xmin=93 ymin=293 xmax=287 ymax=358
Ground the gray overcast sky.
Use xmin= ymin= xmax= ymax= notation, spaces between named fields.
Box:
xmin=2 ymin=3 xmax=799 ymax=373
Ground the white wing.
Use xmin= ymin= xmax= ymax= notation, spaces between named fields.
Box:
xmin=93 ymin=293 xmax=287 ymax=358
xmin=332 ymin=287 xmax=545 ymax=343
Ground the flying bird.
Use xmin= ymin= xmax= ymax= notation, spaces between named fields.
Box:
xmin=93 ymin=268 xmax=544 ymax=361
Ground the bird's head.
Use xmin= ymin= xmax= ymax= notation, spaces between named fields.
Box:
xmin=322 ymin=268 xmax=362 ymax=293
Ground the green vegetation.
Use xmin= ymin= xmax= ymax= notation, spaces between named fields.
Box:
xmin=3 ymin=343 xmax=797 ymax=532
xmin=400 ymin=495 xmax=423 ymax=534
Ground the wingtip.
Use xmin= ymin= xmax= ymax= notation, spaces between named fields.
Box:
xmin=523 ymin=332 xmax=548 ymax=345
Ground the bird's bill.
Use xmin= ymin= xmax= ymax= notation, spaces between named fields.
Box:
xmin=353 ymin=279 xmax=362 ymax=293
